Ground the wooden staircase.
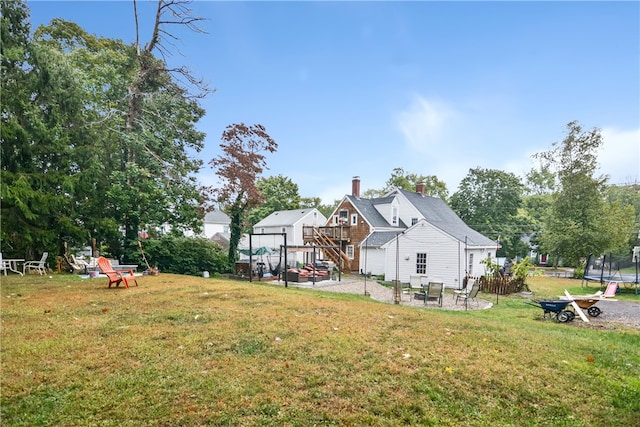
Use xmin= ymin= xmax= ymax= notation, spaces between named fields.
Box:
xmin=311 ymin=228 xmax=351 ymax=273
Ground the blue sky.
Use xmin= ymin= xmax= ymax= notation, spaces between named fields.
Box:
xmin=28 ymin=1 xmax=640 ymax=203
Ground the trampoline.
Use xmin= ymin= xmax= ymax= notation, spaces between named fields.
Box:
xmin=582 ymin=252 xmax=639 ymax=294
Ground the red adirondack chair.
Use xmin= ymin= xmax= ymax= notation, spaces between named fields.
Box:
xmin=97 ymin=257 xmax=138 ymax=288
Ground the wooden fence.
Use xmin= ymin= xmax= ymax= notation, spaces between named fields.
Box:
xmin=476 ymin=275 xmax=529 ymax=295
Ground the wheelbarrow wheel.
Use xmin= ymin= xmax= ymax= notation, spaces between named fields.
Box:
xmin=587 ymin=306 xmax=601 ymax=317
xmin=566 ymin=310 xmax=576 ymax=322
xmin=557 ymin=311 xmax=571 ymax=323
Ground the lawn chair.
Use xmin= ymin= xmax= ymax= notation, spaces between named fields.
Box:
xmin=97 ymin=257 xmax=138 ymax=288
xmin=455 ymin=281 xmax=480 ymax=306
xmin=23 ymin=252 xmax=48 ymax=275
xmin=454 ymin=278 xmax=474 ymax=298
xmin=425 ymin=281 xmax=443 ymax=306
xmin=0 ymin=253 xmax=7 ymax=276
xmin=70 ymin=255 xmax=90 ymax=274
xmin=404 ymin=275 xmax=423 ymax=295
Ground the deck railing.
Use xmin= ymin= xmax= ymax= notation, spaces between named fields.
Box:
xmin=303 ymin=225 xmax=350 ymax=242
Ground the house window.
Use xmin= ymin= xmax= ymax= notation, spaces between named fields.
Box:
xmin=346 ymin=245 xmax=354 ymax=260
xmin=339 ymin=209 xmax=348 ymax=224
xmin=468 ymin=253 xmax=474 ymax=276
xmin=411 ymin=218 xmax=418 ymax=226
xmin=391 ymin=207 xmax=398 ymax=225
xmin=351 ymin=214 xmax=358 ymax=225
xmin=333 ymin=215 xmax=339 ymax=225
xmin=416 ymin=253 xmax=427 ymax=274
xmin=223 ymin=225 xmax=229 ymax=233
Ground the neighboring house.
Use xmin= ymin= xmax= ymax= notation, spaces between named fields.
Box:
xmin=148 ymin=210 xmax=231 ymax=239
xmin=252 ymin=208 xmax=328 ymax=265
xmin=305 ymin=177 xmax=497 ymax=289
xmin=203 ymin=210 xmax=231 ymax=239
xmin=202 ymin=210 xmax=232 ymax=249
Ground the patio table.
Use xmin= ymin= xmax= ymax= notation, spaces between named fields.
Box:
xmin=4 ymin=259 xmax=25 ymax=276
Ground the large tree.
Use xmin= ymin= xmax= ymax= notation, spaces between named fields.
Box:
xmin=605 ymin=183 xmax=640 ymax=249
xmin=300 ymin=197 xmax=338 ymax=219
xmin=245 ymin=175 xmax=301 ymax=230
xmin=207 ymin=123 xmax=277 ymax=267
xmin=535 ymin=121 xmax=635 ymax=266
xmin=520 ymin=163 xmax=556 ymax=260
xmin=116 ymin=0 xmax=210 ymax=256
xmin=362 ymin=167 xmax=449 ymax=200
xmin=1 ymin=3 xmax=94 ymax=259
xmin=1 ymin=1 xmax=210 ymax=261
xmin=449 ymin=167 xmax=525 ymax=258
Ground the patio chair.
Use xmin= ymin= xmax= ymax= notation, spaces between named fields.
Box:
xmin=454 ymin=278 xmax=475 ymax=298
xmin=23 ymin=252 xmax=48 ymax=275
xmin=97 ymin=257 xmax=138 ymax=288
xmin=70 ymin=255 xmax=90 ymax=274
xmin=0 ymin=253 xmax=7 ymax=276
xmin=455 ymin=281 xmax=480 ymax=306
xmin=425 ymin=281 xmax=443 ymax=306
xmin=404 ymin=275 xmax=423 ymax=295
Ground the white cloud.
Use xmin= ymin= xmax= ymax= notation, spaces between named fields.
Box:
xmin=600 ymin=127 xmax=640 ymax=185
xmin=394 ymin=95 xmax=455 ymax=152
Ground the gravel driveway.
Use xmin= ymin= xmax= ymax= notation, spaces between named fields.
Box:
xmin=582 ymin=299 xmax=640 ymax=329
xmin=276 ymin=278 xmax=639 ymax=328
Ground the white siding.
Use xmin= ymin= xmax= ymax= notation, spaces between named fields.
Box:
xmin=395 ymin=195 xmax=422 ymax=229
xmin=373 ymin=197 xmax=399 ymax=226
xmin=251 ymin=209 xmax=329 ymax=266
xmin=359 ymin=247 xmax=386 ymax=276
xmin=382 ymin=221 xmax=464 ymax=288
xmin=203 ymin=222 xmax=228 ymax=238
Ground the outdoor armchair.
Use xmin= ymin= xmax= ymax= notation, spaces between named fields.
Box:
xmin=97 ymin=257 xmax=138 ymax=288
xmin=425 ymin=281 xmax=443 ymax=306
xmin=23 ymin=252 xmax=48 ymax=275
xmin=455 ymin=281 xmax=480 ymax=306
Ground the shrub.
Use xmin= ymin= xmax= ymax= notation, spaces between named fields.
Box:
xmin=511 ymin=257 xmax=533 ymax=283
xmin=480 ymin=257 xmax=501 ymax=278
xmin=127 ymin=236 xmax=229 ymax=276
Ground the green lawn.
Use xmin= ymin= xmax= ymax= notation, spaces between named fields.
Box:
xmin=1 ymin=273 xmax=639 ymax=426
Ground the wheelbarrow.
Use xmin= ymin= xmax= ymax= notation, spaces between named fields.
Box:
xmin=525 ymin=299 xmax=575 ymax=323
xmin=569 ymin=297 xmax=602 ymax=317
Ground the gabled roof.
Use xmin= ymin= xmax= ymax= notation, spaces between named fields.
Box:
xmin=338 ymin=187 xmax=494 ymax=247
xmin=346 ymin=195 xmax=405 ymax=229
xmin=204 ymin=210 xmax=231 ymax=224
xmin=254 ymin=208 xmax=326 ymax=228
xmin=394 ymin=188 xmax=495 ymax=247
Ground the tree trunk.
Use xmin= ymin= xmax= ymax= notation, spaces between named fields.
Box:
xmin=227 ymin=203 xmax=244 ymax=270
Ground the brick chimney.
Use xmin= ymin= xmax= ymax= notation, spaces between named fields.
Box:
xmin=416 ymin=182 xmax=425 ymax=196
xmin=352 ymin=176 xmax=360 ymax=198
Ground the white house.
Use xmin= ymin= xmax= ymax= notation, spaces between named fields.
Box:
xmin=253 ymin=208 xmax=328 ymax=265
xmin=203 ymin=210 xmax=231 ymax=239
xmin=362 ymin=187 xmax=497 ymax=288
xmin=315 ymin=178 xmax=496 ymax=289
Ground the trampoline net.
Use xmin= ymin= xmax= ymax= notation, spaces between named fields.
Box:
xmin=584 ymin=252 xmax=640 ymax=284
